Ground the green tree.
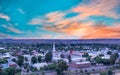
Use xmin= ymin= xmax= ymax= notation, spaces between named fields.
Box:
xmin=45 ymin=52 xmax=52 ymax=63
xmin=114 ymin=53 xmax=119 ymax=58
xmin=23 ymin=63 xmax=29 ymax=69
xmin=68 ymin=55 xmax=71 ymax=63
xmin=94 ymin=56 xmax=103 ymax=64
xmin=107 ymin=51 xmax=112 ymax=55
xmin=82 ymin=52 xmax=89 ymax=57
xmin=38 ymin=55 xmax=42 ymax=63
xmin=56 ymin=60 xmax=68 ymax=75
xmin=100 ymin=71 xmax=107 ymax=75
xmin=17 ymin=56 xmax=24 ymax=67
xmin=107 ymin=69 xmax=113 ymax=75
xmin=102 ymin=59 xmax=110 ymax=65
xmin=15 ymin=68 xmax=21 ymax=73
xmin=86 ymin=56 xmax=91 ymax=61
xmin=0 ymin=50 xmax=6 ymax=55
xmin=110 ymin=53 xmax=119 ymax=64
xmin=60 ymin=54 xmax=65 ymax=58
xmin=3 ymin=67 xmax=16 ymax=75
xmin=24 ymin=57 xmax=28 ymax=62
xmin=31 ymin=56 xmax=37 ymax=64
xmin=0 ymin=59 xmax=8 ymax=64
xmin=12 ymin=58 xmax=17 ymax=62
xmin=47 ymin=62 xmax=56 ymax=70
xmin=29 ymin=66 xmax=38 ymax=72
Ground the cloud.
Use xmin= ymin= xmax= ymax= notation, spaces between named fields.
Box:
xmin=2 ymin=24 xmax=22 ymax=34
xmin=72 ymin=0 xmax=120 ymax=19
xmin=0 ymin=13 xmax=10 ymax=21
xmin=82 ymin=25 xmax=120 ymax=39
xmin=29 ymin=0 xmax=120 ymax=26
xmin=29 ymin=11 xmax=66 ymax=25
xmin=44 ymin=21 xmax=120 ymax=39
xmin=18 ymin=8 xmax=25 ymax=14
xmin=0 ymin=32 xmax=10 ymax=38
xmin=28 ymin=0 xmax=120 ymax=39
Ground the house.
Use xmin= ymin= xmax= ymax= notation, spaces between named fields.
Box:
xmin=101 ymin=55 xmax=110 ymax=59
xmin=2 ymin=53 xmax=11 ymax=59
xmin=1 ymin=64 xmax=9 ymax=69
xmin=33 ymin=63 xmax=48 ymax=70
xmin=0 ymin=47 xmax=5 ymax=50
xmin=71 ymin=55 xmax=86 ymax=62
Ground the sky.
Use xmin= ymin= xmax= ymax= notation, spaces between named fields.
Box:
xmin=0 ymin=0 xmax=120 ymax=39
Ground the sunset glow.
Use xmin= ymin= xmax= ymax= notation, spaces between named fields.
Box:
xmin=0 ymin=0 xmax=120 ymax=39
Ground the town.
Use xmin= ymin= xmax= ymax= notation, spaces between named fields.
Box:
xmin=1 ymin=0 xmax=120 ymax=75
xmin=0 ymin=39 xmax=120 ymax=75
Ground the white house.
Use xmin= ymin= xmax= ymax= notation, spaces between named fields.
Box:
xmin=33 ymin=63 xmax=48 ymax=70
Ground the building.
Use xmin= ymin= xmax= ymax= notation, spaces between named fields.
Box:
xmin=69 ymin=61 xmax=91 ymax=68
xmin=1 ymin=53 xmax=11 ymax=59
xmin=71 ymin=55 xmax=86 ymax=62
xmin=33 ymin=63 xmax=48 ymax=70
xmin=53 ymin=42 xmax=56 ymax=52
xmin=0 ymin=47 xmax=5 ymax=50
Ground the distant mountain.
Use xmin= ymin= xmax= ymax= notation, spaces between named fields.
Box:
xmin=0 ymin=38 xmax=120 ymax=44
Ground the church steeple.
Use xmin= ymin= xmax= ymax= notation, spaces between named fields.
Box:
xmin=53 ymin=42 xmax=56 ymax=52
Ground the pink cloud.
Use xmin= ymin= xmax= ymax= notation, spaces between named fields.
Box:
xmin=72 ymin=0 xmax=119 ymax=19
xmin=0 ymin=13 xmax=10 ymax=21
xmin=29 ymin=0 xmax=120 ymax=39
xmin=2 ymin=24 xmax=22 ymax=34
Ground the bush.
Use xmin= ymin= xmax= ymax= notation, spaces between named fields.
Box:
xmin=84 ymin=70 xmax=87 ymax=73
xmin=80 ymin=70 xmax=83 ymax=73
xmin=107 ymin=69 xmax=113 ymax=75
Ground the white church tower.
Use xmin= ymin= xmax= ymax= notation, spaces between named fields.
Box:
xmin=53 ymin=42 xmax=56 ymax=52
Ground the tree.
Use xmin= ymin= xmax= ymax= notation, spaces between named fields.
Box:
xmin=68 ymin=55 xmax=71 ymax=63
xmin=29 ymin=66 xmax=38 ymax=72
xmin=107 ymin=51 xmax=112 ymax=55
xmin=0 ymin=50 xmax=6 ymax=55
xmin=60 ymin=54 xmax=65 ymax=58
xmin=80 ymin=70 xmax=83 ymax=73
xmin=3 ymin=67 xmax=16 ymax=75
xmin=15 ymin=68 xmax=21 ymax=73
xmin=38 ymin=55 xmax=42 ymax=63
xmin=86 ymin=56 xmax=91 ymax=61
xmin=107 ymin=69 xmax=113 ymax=75
xmin=31 ymin=56 xmax=37 ymax=64
xmin=0 ymin=59 xmax=8 ymax=64
xmin=47 ymin=62 xmax=56 ymax=70
xmin=102 ymin=59 xmax=110 ymax=65
xmin=12 ymin=58 xmax=17 ymax=62
xmin=114 ymin=53 xmax=119 ymax=58
xmin=82 ymin=52 xmax=89 ymax=57
xmin=56 ymin=60 xmax=68 ymax=75
xmin=45 ymin=52 xmax=52 ymax=63
xmin=24 ymin=57 xmax=28 ymax=62
xmin=110 ymin=53 xmax=119 ymax=64
xmin=99 ymin=54 xmax=104 ymax=57
xmin=94 ymin=56 xmax=103 ymax=64
xmin=23 ymin=63 xmax=29 ymax=69
xmin=100 ymin=71 xmax=107 ymax=75
xmin=17 ymin=56 xmax=24 ymax=67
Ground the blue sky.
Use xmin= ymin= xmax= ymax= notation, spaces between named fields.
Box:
xmin=0 ymin=0 xmax=120 ymax=39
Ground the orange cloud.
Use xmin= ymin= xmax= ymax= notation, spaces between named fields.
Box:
xmin=29 ymin=0 xmax=119 ymax=26
xmin=29 ymin=11 xmax=66 ymax=25
xmin=72 ymin=0 xmax=119 ymax=19
xmin=0 ymin=13 xmax=10 ymax=21
xmin=29 ymin=0 xmax=120 ymax=39
xmin=44 ymin=21 xmax=120 ymax=39
xmin=83 ymin=26 xmax=120 ymax=39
